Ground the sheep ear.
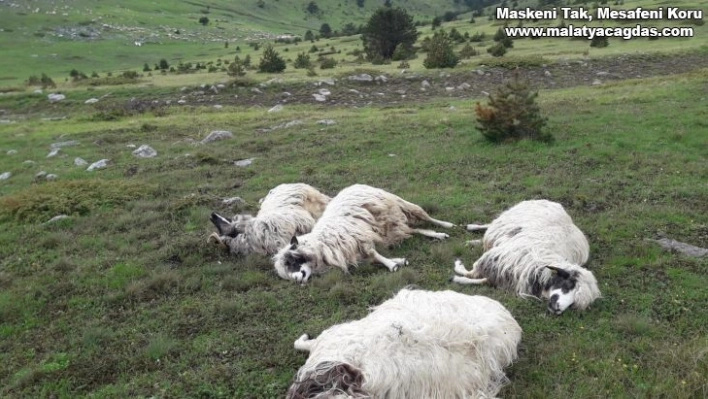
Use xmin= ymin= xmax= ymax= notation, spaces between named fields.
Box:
xmin=546 ymin=265 xmax=571 ymax=279
xmin=290 ymin=236 xmax=298 ymax=249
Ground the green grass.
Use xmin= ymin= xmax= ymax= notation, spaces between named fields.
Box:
xmin=0 ymin=64 xmax=706 ymax=397
xmin=1 ymin=0 xmax=706 ymax=87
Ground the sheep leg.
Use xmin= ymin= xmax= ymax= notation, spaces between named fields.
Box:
xmin=451 ymin=259 xmax=487 ymax=284
xmin=294 ymin=334 xmax=315 ymax=352
xmin=372 ymin=250 xmax=408 ymax=272
xmin=413 ymin=228 xmax=449 ymax=240
xmin=427 ymin=217 xmax=455 ymax=229
xmin=207 ymin=232 xmax=228 ymax=250
xmin=466 ymin=223 xmax=490 ymax=232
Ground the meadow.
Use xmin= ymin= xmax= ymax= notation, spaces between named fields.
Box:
xmin=0 ymin=0 xmax=707 ymax=398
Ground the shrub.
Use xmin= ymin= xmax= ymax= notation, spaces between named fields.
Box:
xmin=470 ymin=32 xmax=486 ymax=42
xmin=493 ymin=27 xmax=514 ymax=48
xmin=258 ymin=45 xmax=286 ymax=73
xmin=228 ymin=57 xmax=247 ymax=76
xmin=590 ymin=35 xmax=609 ymax=48
xmin=459 ymin=43 xmax=479 ymax=59
xmin=487 ymin=43 xmax=507 ymax=57
xmin=391 ymin=43 xmax=413 ymax=61
xmin=397 ymin=60 xmax=410 ymax=69
xmin=423 ymin=29 xmax=459 ymax=69
xmin=474 ymin=75 xmax=551 ymax=143
xmin=319 ymin=57 xmax=337 ymax=69
xmin=293 ymin=52 xmax=312 ymax=69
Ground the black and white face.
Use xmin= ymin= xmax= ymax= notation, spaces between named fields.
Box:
xmin=210 ymin=212 xmax=253 ymax=238
xmin=273 ymin=236 xmax=313 ymax=284
xmin=543 ymin=266 xmax=579 ymax=315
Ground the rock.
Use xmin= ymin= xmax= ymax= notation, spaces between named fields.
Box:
xmin=281 ymin=92 xmax=292 ymax=97
xmin=46 ymin=174 xmax=58 ymax=181
xmin=23 ymin=160 xmax=35 ymax=166
xmin=592 ymin=79 xmax=602 ymax=86
xmin=348 ymin=89 xmax=360 ymax=94
xmin=318 ymin=88 xmax=331 ymax=96
xmin=74 ymin=157 xmax=88 ymax=166
xmin=313 ymin=93 xmax=327 ymax=102
xmin=48 ymin=93 xmax=65 ymax=102
xmin=234 ymin=158 xmax=254 ymax=167
xmin=268 ymin=104 xmax=284 ymax=113
xmin=45 ymin=215 xmax=69 ymax=224
xmin=395 ymin=89 xmax=406 ymax=95
xmin=201 ymin=130 xmax=233 ymax=144
xmin=647 ymin=238 xmax=708 ymax=258
xmin=481 ymin=91 xmax=490 ymax=96
xmin=251 ymin=88 xmax=262 ymax=94
xmin=85 ymin=98 xmax=99 ymax=104
xmin=449 ymin=106 xmax=457 ymax=111
xmin=317 ymin=119 xmax=337 ymax=125
xmin=0 ymin=172 xmax=11 ymax=180
xmin=216 ymin=84 xmax=226 ymax=89
xmin=132 ymin=144 xmax=157 ymax=158
xmin=421 ymin=80 xmax=431 ymax=88
xmin=34 ymin=89 xmax=43 ymax=94
xmin=36 ymin=171 xmax=47 ymax=179
xmin=126 ymin=144 xmax=137 ymax=148
xmin=544 ymin=70 xmax=552 ymax=77
xmin=0 ymin=120 xmax=14 ymax=124
xmin=177 ymin=99 xmax=187 ymax=104
xmin=348 ymin=74 xmax=373 ymax=82
xmin=375 ymin=75 xmax=388 ymax=83
xmin=388 ymin=153 xmax=396 ymax=157
xmin=596 ymin=71 xmax=609 ymax=76
xmin=50 ymin=140 xmax=79 ymax=149
xmin=86 ymin=159 xmax=110 ymax=171
xmin=445 ymin=87 xmax=455 ymax=92
xmin=6 ymin=149 xmax=17 ymax=155
xmin=213 ymin=104 xmax=223 ymax=109
xmin=47 ymin=148 xmax=60 ymax=158
xmin=475 ymin=69 xmax=485 ymax=76
xmin=319 ymin=78 xmax=336 ymax=86
xmin=457 ymin=82 xmax=471 ymax=90
xmin=222 ymin=196 xmax=245 ymax=206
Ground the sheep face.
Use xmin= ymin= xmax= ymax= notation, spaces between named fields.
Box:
xmin=210 ymin=212 xmax=254 ymax=238
xmin=273 ymin=236 xmax=314 ymax=284
xmin=286 ymin=361 xmax=367 ymax=399
xmin=543 ymin=266 xmax=580 ymax=315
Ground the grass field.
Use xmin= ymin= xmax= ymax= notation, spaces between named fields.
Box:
xmin=0 ymin=63 xmax=707 ymax=397
xmin=0 ymin=0 xmax=707 ymax=397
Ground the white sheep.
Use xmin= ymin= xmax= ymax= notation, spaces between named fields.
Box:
xmin=287 ymin=287 xmax=522 ymax=399
xmin=452 ymin=199 xmax=601 ymax=315
xmin=207 ymin=183 xmax=331 ymax=256
xmin=272 ymin=184 xmax=455 ymax=283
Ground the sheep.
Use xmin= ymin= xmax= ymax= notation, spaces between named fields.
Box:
xmin=207 ymin=183 xmax=331 ymax=256
xmin=287 ymin=287 xmax=522 ymax=399
xmin=272 ymin=184 xmax=455 ymax=283
xmin=451 ymin=199 xmax=601 ymax=315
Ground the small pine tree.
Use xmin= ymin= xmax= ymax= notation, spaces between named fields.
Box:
xmin=293 ymin=52 xmax=312 ymax=69
xmin=41 ymin=73 xmax=56 ymax=88
xmin=487 ymin=43 xmax=507 ymax=57
xmin=493 ymin=27 xmax=514 ymax=48
xmin=459 ymin=43 xmax=479 ymax=59
xmin=590 ymin=35 xmax=609 ymax=48
xmin=391 ymin=43 xmax=412 ymax=61
xmin=199 ymin=16 xmax=209 ymax=26
xmin=319 ymin=57 xmax=337 ymax=69
xmin=159 ymin=59 xmax=170 ymax=70
xmin=474 ymin=75 xmax=551 ymax=143
xmin=258 ymin=45 xmax=286 ymax=73
xmin=228 ymin=57 xmax=247 ymax=76
xmin=243 ymin=54 xmax=252 ymax=68
xmin=423 ymin=29 xmax=459 ymax=69
xmin=143 ymin=63 xmax=151 ymax=72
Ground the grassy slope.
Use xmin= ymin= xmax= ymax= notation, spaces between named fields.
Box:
xmin=0 ymin=68 xmax=707 ymax=397
xmin=2 ymin=0 xmax=707 ymax=88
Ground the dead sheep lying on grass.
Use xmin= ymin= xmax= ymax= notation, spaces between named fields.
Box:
xmin=287 ymin=287 xmax=522 ymax=399
xmin=208 ymin=183 xmax=331 ymax=256
xmin=272 ymin=184 xmax=455 ymax=284
xmin=452 ymin=199 xmax=601 ymax=315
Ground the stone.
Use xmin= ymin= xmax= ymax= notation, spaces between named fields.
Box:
xmin=234 ymin=158 xmax=254 ymax=167
xmin=86 ymin=159 xmax=110 ymax=171
xmin=74 ymin=157 xmax=88 ymax=166
xmin=132 ymin=144 xmax=157 ymax=158
xmin=201 ymin=130 xmax=233 ymax=144
xmin=268 ymin=104 xmax=284 ymax=113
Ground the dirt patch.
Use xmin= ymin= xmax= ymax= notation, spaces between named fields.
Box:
xmin=129 ymin=52 xmax=708 ymax=110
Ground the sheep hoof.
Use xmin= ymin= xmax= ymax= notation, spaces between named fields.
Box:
xmin=208 ymin=232 xmax=227 ymax=249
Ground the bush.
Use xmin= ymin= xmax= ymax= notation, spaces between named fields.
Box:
xmin=470 ymin=32 xmax=486 ymax=42
xmin=474 ymin=75 xmax=551 ymax=143
xmin=487 ymin=43 xmax=507 ymax=57
xmin=459 ymin=43 xmax=479 ymax=59
xmin=391 ymin=43 xmax=413 ymax=61
xmin=258 ymin=45 xmax=286 ymax=73
xmin=228 ymin=57 xmax=247 ymax=76
xmin=362 ymin=7 xmax=419 ymax=61
xmin=319 ymin=57 xmax=337 ymax=69
xmin=423 ymin=29 xmax=459 ymax=69
xmin=293 ymin=52 xmax=312 ymax=69
xmin=590 ymin=36 xmax=609 ymax=48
